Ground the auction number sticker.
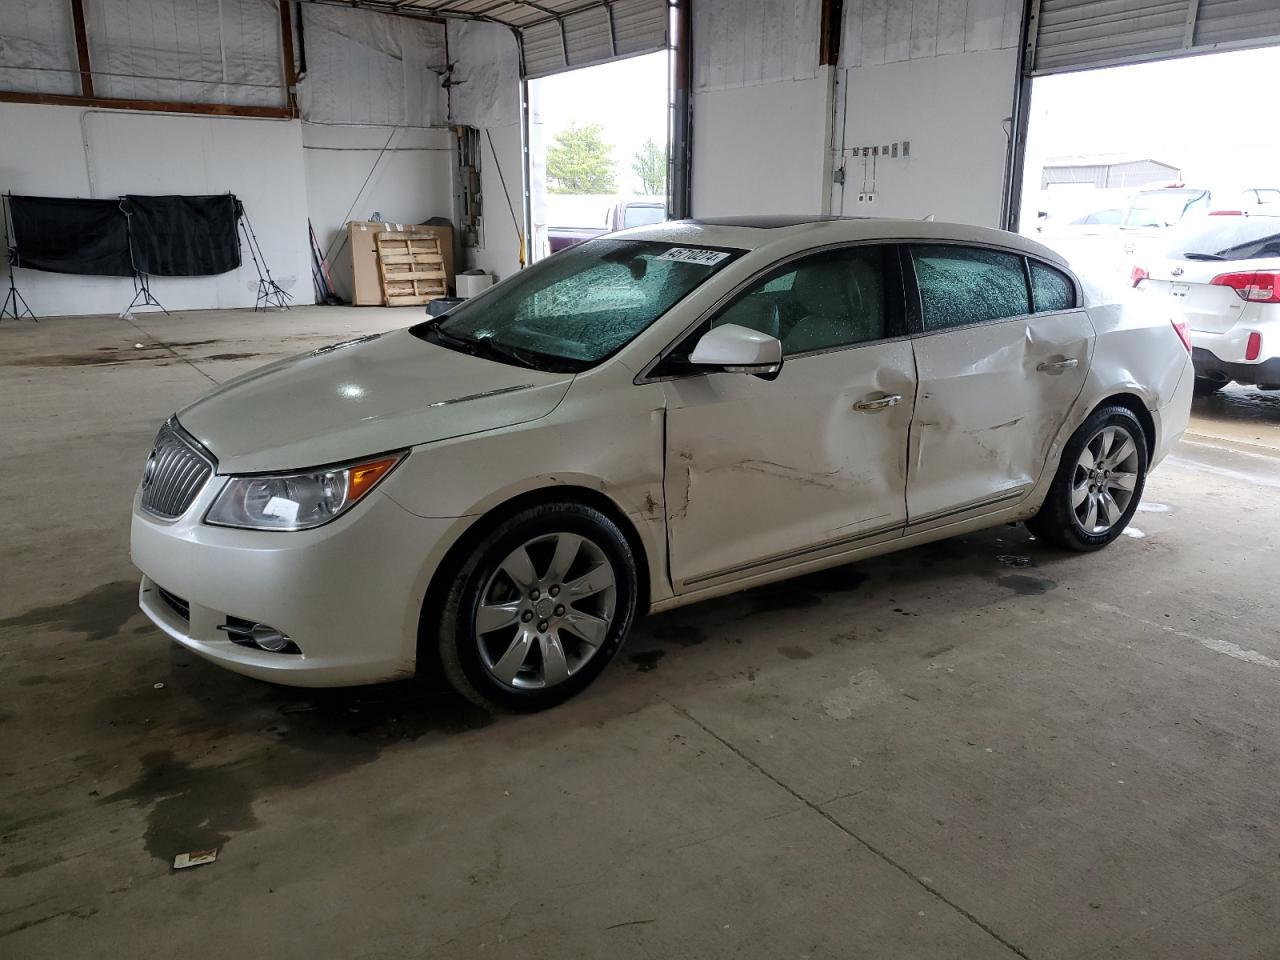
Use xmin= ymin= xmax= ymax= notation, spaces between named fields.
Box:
xmin=658 ymin=247 xmax=731 ymax=266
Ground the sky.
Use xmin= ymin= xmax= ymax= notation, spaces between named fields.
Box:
xmin=1022 ymin=45 xmax=1280 ymax=223
xmin=529 ymin=51 xmax=669 ymax=198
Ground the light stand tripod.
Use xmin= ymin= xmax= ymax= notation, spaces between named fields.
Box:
xmin=239 ymin=208 xmax=290 ymax=311
xmin=120 ymin=272 xmax=169 ymax=320
xmin=1 ymin=193 xmax=36 ymax=323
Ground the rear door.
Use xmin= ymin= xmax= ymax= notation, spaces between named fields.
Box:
xmin=905 ymin=245 xmax=1092 ymax=527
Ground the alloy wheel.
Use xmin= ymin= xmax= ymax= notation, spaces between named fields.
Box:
xmin=475 ymin=532 xmax=617 ymax=689
xmin=1071 ymin=424 xmax=1140 ymax=535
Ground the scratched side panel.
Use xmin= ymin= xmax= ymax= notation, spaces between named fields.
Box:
xmin=381 ymin=369 xmax=674 ymax=603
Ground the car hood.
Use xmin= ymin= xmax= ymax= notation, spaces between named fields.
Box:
xmin=177 ymin=330 xmax=573 ymax=474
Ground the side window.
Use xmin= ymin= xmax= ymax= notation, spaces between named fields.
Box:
xmin=710 ymin=246 xmax=892 ymax=356
xmin=1029 ymin=261 xmax=1075 ymax=313
xmin=910 ymin=245 xmax=1030 ymax=331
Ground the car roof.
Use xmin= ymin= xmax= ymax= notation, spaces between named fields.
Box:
xmin=613 ymin=216 xmax=1070 ymax=268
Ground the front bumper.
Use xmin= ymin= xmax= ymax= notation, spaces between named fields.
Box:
xmin=131 ymin=481 xmax=462 ymax=687
xmin=1191 ymin=347 xmax=1280 ymax=388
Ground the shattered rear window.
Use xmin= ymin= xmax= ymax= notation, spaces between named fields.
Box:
xmin=912 ymin=245 xmax=1030 ymax=331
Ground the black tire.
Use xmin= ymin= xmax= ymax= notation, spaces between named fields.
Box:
xmin=436 ymin=502 xmax=639 ymax=711
xmin=1026 ymin=405 xmax=1149 ymax=552
xmin=1193 ymin=377 xmax=1226 ymax=396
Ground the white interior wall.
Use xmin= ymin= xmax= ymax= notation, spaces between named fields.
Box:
xmin=302 ymin=123 xmax=454 ymax=302
xmin=834 ymin=49 xmax=1018 ymax=225
xmin=689 ymin=0 xmax=829 ymax=218
xmin=691 ymin=75 xmax=832 ymax=216
xmin=834 ymin=0 xmax=1022 ymax=226
xmin=0 ymin=101 xmax=311 ymax=316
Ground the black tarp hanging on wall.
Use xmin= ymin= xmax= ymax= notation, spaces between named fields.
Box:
xmin=8 ymin=196 xmax=133 ymax=276
xmin=122 ymin=195 xmax=241 ymax=277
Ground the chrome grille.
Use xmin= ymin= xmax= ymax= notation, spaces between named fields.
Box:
xmin=139 ymin=420 xmax=215 ymax=519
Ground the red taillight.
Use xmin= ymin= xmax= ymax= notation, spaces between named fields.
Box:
xmin=1211 ymin=271 xmax=1280 ymax=303
xmin=1130 ymin=265 xmax=1149 ymax=288
xmin=1246 ymin=331 xmax=1262 ymax=361
xmin=1208 ymin=209 xmax=1244 ymax=216
xmin=1172 ymin=320 xmax=1192 ymax=353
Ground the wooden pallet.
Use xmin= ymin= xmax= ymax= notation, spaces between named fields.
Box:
xmin=374 ymin=232 xmax=448 ymax=306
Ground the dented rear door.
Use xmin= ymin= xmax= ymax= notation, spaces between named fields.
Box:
xmin=905 ymin=244 xmax=1092 ymax=527
xmin=907 ymin=311 xmax=1091 ymax=526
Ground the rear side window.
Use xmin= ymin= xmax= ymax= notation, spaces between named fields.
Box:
xmin=1030 ymin=261 xmax=1075 ymax=312
xmin=911 ymin=245 xmax=1030 ymax=331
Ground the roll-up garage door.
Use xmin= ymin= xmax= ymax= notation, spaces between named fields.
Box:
xmin=519 ymin=0 xmax=669 ymax=79
xmin=1028 ymin=0 xmax=1280 ymax=74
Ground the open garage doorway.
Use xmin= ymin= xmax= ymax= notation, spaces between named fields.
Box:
xmin=527 ymin=50 xmax=671 ymax=261
xmin=1016 ymin=45 xmax=1280 ymax=293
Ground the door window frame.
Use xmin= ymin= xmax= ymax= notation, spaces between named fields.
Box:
xmin=637 ymin=240 xmax=912 ymax=383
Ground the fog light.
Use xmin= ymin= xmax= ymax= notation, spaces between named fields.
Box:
xmin=218 ymin=617 xmax=300 ymax=654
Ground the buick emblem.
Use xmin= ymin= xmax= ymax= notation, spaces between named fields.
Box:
xmin=1171 ymin=267 xmax=1184 ymax=277
xmin=142 ymin=451 xmax=158 ymax=488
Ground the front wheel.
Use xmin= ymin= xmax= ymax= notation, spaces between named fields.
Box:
xmin=436 ymin=502 xmax=639 ymax=711
xmin=1027 ymin=406 xmax=1148 ymax=552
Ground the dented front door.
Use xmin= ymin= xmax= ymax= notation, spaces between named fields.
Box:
xmin=906 ymin=312 xmax=1092 ymax=525
xmin=663 ymin=343 xmax=915 ymax=591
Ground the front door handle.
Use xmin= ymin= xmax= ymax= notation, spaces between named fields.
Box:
xmin=854 ymin=393 xmax=902 ymax=412
xmin=1037 ymin=358 xmax=1079 ymax=373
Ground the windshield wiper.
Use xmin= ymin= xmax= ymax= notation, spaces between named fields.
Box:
xmin=427 ymin=325 xmax=481 ymax=355
xmin=472 ymin=334 xmax=555 ymax=372
xmin=1183 ymin=252 xmax=1226 ymax=261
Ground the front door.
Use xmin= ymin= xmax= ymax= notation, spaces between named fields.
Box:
xmin=659 ymin=245 xmax=915 ymax=591
xmin=905 ymin=244 xmax=1092 ymax=525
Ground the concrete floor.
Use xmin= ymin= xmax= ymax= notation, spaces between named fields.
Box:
xmin=3 ymin=306 xmax=1280 ymax=959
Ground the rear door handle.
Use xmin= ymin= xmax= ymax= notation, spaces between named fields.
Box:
xmin=1036 ymin=358 xmax=1079 ymax=373
xmin=854 ymin=393 xmax=902 ymax=412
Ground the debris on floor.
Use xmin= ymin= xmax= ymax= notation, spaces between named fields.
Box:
xmin=996 ymin=554 xmax=1034 ymax=568
xmin=172 ymin=849 xmax=218 ymax=870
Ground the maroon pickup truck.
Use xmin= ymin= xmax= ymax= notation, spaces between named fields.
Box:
xmin=547 ymin=199 xmax=667 ymax=253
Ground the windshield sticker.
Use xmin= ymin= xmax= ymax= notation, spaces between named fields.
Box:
xmin=658 ymin=247 xmax=731 ymax=266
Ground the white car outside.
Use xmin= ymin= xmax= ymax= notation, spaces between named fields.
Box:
xmin=1133 ymin=213 xmax=1280 ymax=393
xmin=131 ymin=216 xmax=1193 ymax=710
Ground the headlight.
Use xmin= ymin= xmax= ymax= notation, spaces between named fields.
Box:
xmin=205 ymin=452 xmax=405 ymax=531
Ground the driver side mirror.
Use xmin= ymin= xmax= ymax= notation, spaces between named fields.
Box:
xmin=688 ymin=323 xmax=783 ymax=378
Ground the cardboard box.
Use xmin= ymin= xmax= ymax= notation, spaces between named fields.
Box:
xmin=347 ymin=221 xmax=455 ymax=306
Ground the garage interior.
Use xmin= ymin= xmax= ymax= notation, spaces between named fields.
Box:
xmin=3 ymin=1 xmax=1280 ymax=958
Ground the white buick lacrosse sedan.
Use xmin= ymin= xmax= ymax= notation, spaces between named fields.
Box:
xmin=132 ymin=216 xmax=1193 ymax=710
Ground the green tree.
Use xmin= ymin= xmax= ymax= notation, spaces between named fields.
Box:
xmin=631 ymin=137 xmax=667 ymax=196
xmin=546 ymin=122 xmax=617 ymax=194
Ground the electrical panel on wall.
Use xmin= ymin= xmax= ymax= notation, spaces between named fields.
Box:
xmin=844 ymin=139 xmax=911 ymax=205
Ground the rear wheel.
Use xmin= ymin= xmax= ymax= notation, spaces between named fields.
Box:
xmin=437 ymin=502 xmax=638 ymax=711
xmin=1027 ymin=405 xmax=1148 ymax=552
xmin=1193 ymin=377 xmax=1226 ymax=396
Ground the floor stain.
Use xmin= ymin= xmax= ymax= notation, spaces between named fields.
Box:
xmin=0 ymin=580 xmax=140 ymax=642
xmin=92 ymin=683 xmax=492 ymax=865
xmin=646 ymin=619 xmax=706 ymax=647
xmin=997 ymin=574 xmax=1058 ymax=596
xmin=629 ymin=649 xmax=665 ymax=672
xmin=777 ymin=645 xmax=813 ymax=660
xmin=200 ymin=352 xmax=259 ymax=361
